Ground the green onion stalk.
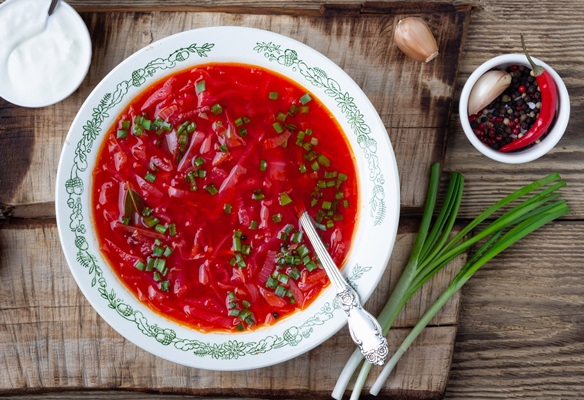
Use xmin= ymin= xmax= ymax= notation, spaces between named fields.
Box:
xmin=332 ymin=163 xmax=569 ymax=400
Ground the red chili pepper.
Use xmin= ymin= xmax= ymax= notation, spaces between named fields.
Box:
xmin=499 ymin=34 xmax=558 ymax=152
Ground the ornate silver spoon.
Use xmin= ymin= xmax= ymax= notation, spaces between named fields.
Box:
xmin=299 ymin=211 xmax=388 ymax=366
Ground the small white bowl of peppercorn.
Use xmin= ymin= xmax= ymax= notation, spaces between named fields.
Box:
xmin=459 ymin=47 xmax=569 ymax=164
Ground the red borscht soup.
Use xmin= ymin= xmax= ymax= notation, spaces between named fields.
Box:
xmin=92 ymin=63 xmax=358 ymax=332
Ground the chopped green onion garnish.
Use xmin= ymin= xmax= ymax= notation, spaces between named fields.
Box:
xmin=121 ymin=217 xmax=130 ymax=225
xmin=194 ymin=156 xmax=205 ymax=166
xmin=242 ymin=300 xmax=251 ymax=308
xmin=260 ymin=160 xmax=267 ymax=172
xmin=154 ymin=258 xmax=166 ymax=272
xmin=269 ymin=91 xmax=279 ymax=100
xmin=298 ymin=245 xmax=310 ymax=257
xmin=234 ymin=117 xmax=243 ymax=127
xmin=141 ymin=119 xmax=152 ymax=130
xmin=153 ymin=271 xmax=161 ymax=282
xmin=146 ymin=257 xmax=155 ymax=271
xmin=143 ymin=215 xmax=159 ymax=228
xmin=338 ymin=173 xmax=348 ymax=181
xmin=266 ymin=276 xmax=278 ymax=289
xmin=291 ymin=231 xmax=303 ymax=243
xmin=224 ymin=203 xmax=232 ymax=214
xmin=300 ymin=106 xmax=309 ymax=114
xmin=121 ymin=120 xmax=131 ymax=129
xmin=163 ymin=246 xmax=173 ymax=257
xmin=233 ymin=236 xmax=242 ymax=252
xmin=273 ymin=122 xmax=283 ymax=133
xmin=289 ymin=267 xmax=300 ymax=280
xmin=272 ymin=213 xmax=283 ymax=223
xmin=206 ymin=184 xmax=218 ymax=196
xmin=318 ymin=154 xmax=331 ymax=167
xmin=300 ymin=93 xmax=312 ymax=105
xmin=304 ymin=150 xmax=318 ymax=162
xmin=211 ymin=104 xmax=223 ymax=115
xmin=152 ymin=245 xmax=164 ymax=257
xmin=239 ymin=309 xmax=252 ymax=321
xmin=243 ymin=116 xmax=251 ymax=124
xmin=238 ymin=127 xmax=248 ymax=136
xmin=117 ymin=129 xmax=128 ymax=139
xmin=278 ymin=273 xmax=289 ymax=284
xmin=155 ymin=224 xmax=167 ymax=234
xmin=249 ymin=220 xmax=258 ymax=230
xmin=299 ymin=164 xmax=307 ymax=173
xmin=168 ymin=223 xmax=177 ymax=236
xmin=134 ymin=260 xmax=145 ymax=271
xmin=229 ymin=309 xmax=241 ymax=317
xmin=279 ymin=192 xmax=293 ymax=206
xmin=196 ymin=80 xmax=206 ymax=94
xmin=305 ymin=261 xmax=318 ymax=271
xmin=132 ymin=125 xmax=143 ymax=136
xmin=144 ymin=172 xmax=156 ymax=183
xmin=177 ymin=121 xmax=190 ymax=134
xmin=311 ymin=161 xmax=320 ymax=172
xmin=322 ymin=201 xmax=332 ymax=210
xmin=274 ymin=285 xmax=287 ymax=298
xmin=159 ymin=280 xmax=170 ymax=292
xmin=276 ymin=112 xmax=287 ymax=122
xmin=252 ymin=190 xmax=265 ymax=200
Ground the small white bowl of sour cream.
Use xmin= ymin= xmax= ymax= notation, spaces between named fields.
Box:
xmin=0 ymin=0 xmax=92 ymax=108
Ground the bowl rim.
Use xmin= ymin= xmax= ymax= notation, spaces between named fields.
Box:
xmin=0 ymin=0 xmax=92 ymax=108
xmin=459 ymin=53 xmax=570 ymax=164
xmin=55 ymin=26 xmax=401 ymax=371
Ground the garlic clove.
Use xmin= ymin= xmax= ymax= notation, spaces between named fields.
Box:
xmin=394 ymin=17 xmax=439 ymax=63
xmin=467 ymin=70 xmax=512 ymax=115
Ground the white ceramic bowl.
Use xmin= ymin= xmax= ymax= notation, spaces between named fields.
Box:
xmin=55 ymin=26 xmax=400 ymax=371
xmin=0 ymin=0 xmax=92 ymax=107
xmin=459 ymin=54 xmax=569 ymax=164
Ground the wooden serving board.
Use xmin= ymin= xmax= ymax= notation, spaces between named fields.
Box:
xmin=0 ymin=3 xmax=472 ymax=399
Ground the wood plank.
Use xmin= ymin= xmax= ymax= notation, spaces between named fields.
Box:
xmin=0 ymin=219 xmax=465 ymax=397
xmin=444 ymin=221 xmax=584 ymax=399
xmin=0 ymin=6 xmax=469 ymax=215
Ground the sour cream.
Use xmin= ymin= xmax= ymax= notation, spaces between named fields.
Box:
xmin=0 ymin=0 xmax=91 ymax=107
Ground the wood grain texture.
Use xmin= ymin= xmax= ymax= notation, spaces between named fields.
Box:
xmin=0 ymin=220 xmax=465 ymax=397
xmin=445 ymin=221 xmax=584 ymax=399
xmin=0 ymin=5 xmax=468 ymax=215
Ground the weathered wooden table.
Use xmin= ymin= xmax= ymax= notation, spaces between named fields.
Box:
xmin=1 ymin=1 xmax=583 ymax=399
